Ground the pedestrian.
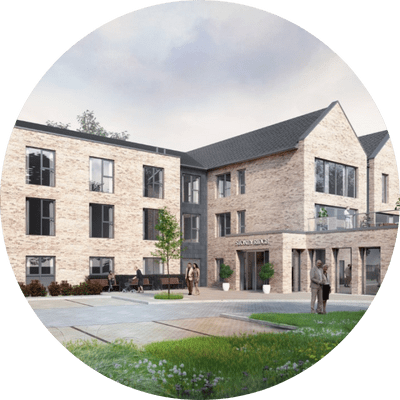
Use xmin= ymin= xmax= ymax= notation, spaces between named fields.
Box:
xmin=344 ymin=206 xmax=353 ymax=229
xmin=322 ymin=264 xmax=331 ymax=314
xmin=344 ymin=264 xmax=352 ymax=287
xmin=135 ymin=266 xmax=144 ymax=293
xmin=107 ymin=270 xmax=116 ymax=292
xmin=193 ymin=263 xmax=200 ymax=295
xmin=185 ymin=263 xmax=193 ymax=295
xmin=310 ymin=259 xmax=323 ymax=314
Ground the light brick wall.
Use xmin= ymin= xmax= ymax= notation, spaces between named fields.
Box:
xmin=1 ymin=128 xmax=181 ymax=285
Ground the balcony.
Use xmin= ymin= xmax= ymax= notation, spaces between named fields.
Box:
xmin=308 ymin=210 xmax=399 ymax=232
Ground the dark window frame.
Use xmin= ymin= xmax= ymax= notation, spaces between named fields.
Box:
xmin=217 ymin=213 xmax=231 ymax=237
xmin=238 ymin=170 xmax=246 ymax=194
xmin=143 ymin=166 xmax=164 ymax=199
xmin=143 ymin=208 xmax=161 ymax=240
xmin=26 ymin=198 xmax=55 ymax=236
xmin=217 ymin=173 xmax=231 ymax=198
xmin=26 ymin=147 xmax=55 ymax=187
xmin=89 ymin=157 xmax=114 ymax=193
xmin=238 ymin=210 xmax=246 ymax=234
xmin=382 ymin=174 xmax=389 ymax=203
xmin=26 ymin=256 xmax=55 ymax=278
xmin=143 ymin=258 xmax=164 ymax=274
xmin=182 ymin=174 xmax=200 ymax=204
xmin=89 ymin=203 xmax=114 ymax=238
xmin=216 ymin=258 xmax=224 ymax=282
xmin=89 ymin=257 xmax=114 ymax=275
xmin=182 ymin=214 xmax=200 ymax=242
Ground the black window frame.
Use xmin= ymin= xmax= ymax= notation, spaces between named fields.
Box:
xmin=143 ymin=166 xmax=164 ymax=199
xmin=89 ymin=203 xmax=114 ymax=238
xmin=143 ymin=258 xmax=164 ymax=274
xmin=26 ymin=197 xmax=55 ymax=236
xmin=217 ymin=173 xmax=231 ymax=198
xmin=89 ymin=157 xmax=114 ymax=193
xmin=238 ymin=210 xmax=246 ymax=234
xmin=26 ymin=147 xmax=55 ymax=187
xmin=89 ymin=257 xmax=114 ymax=275
xmin=182 ymin=174 xmax=200 ymax=204
xmin=382 ymin=174 xmax=389 ymax=203
xmin=182 ymin=214 xmax=200 ymax=243
xmin=26 ymin=256 xmax=55 ymax=279
xmin=238 ymin=170 xmax=246 ymax=194
xmin=143 ymin=208 xmax=161 ymax=240
xmin=216 ymin=258 xmax=224 ymax=282
xmin=217 ymin=213 xmax=231 ymax=237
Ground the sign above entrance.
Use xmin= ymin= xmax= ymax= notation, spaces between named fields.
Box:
xmin=235 ymin=239 xmax=269 ymax=246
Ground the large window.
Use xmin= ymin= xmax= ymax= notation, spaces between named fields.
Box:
xmin=90 ymin=257 xmax=114 ymax=275
xmin=183 ymin=214 xmax=200 ymax=242
xmin=238 ymin=210 xmax=246 ymax=234
xmin=26 ymin=198 xmax=55 ymax=236
xmin=90 ymin=157 xmax=114 ymax=193
xmin=238 ymin=170 xmax=246 ymax=194
xmin=143 ymin=208 xmax=160 ymax=240
xmin=216 ymin=258 xmax=224 ymax=282
xmin=217 ymin=173 xmax=231 ymax=198
xmin=315 ymin=159 xmax=356 ymax=198
xmin=90 ymin=203 xmax=114 ymax=238
xmin=144 ymin=166 xmax=164 ymax=199
xmin=217 ymin=213 xmax=231 ymax=237
xmin=26 ymin=147 xmax=55 ymax=186
xmin=143 ymin=258 xmax=164 ymax=274
xmin=182 ymin=174 xmax=200 ymax=203
xmin=26 ymin=256 xmax=55 ymax=286
xmin=382 ymin=174 xmax=388 ymax=203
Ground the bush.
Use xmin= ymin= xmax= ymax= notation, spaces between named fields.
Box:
xmin=27 ymin=280 xmax=47 ymax=297
xmin=60 ymin=280 xmax=73 ymax=296
xmin=18 ymin=282 xmax=30 ymax=297
xmin=154 ymin=292 xmax=183 ymax=300
xmin=219 ymin=263 xmax=233 ymax=281
xmin=259 ymin=263 xmax=275 ymax=284
xmin=85 ymin=279 xmax=104 ymax=295
xmin=71 ymin=282 xmax=90 ymax=296
xmin=48 ymin=281 xmax=61 ymax=296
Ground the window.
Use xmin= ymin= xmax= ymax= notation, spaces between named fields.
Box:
xmin=216 ymin=258 xmax=224 ymax=282
xmin=182 ymin=174 xmax=200 ymax=203
xmin=238 ymin=170 xmax=246 ymax=194
xmin=26 ymin=198 xmax=55 ymax=236
xmin=217 ymin=173 xmax=231 ymax=198
xmin=90 ymin=257 xmax=114 ymax=275
xmin=143 ymin=208 xmax=160 ymax=240
xmin=382 ymin=174 xmax=388 ymax=203
xmin=238 ymin=211 xmax=246 ymax=234
xmin=90 ymin=203 xmax=114 ymax=238
xmin=26 ymin=256 xmax=55 ymax=277
xmin=144 ymin=166 xmax=164 ymax=199
xmin=183 ymin=214 xmax=200 ymax=242
xmin=26 ymin=147 xmax=55 ymax=186
xmin=315 ymin=159 xmax=356 ymax=198
xmin=217 ymin=213 xmax=231 ymax=237
xmin=90 ymin=157 xmax=114 ymax=193
xmin=143 ymin=258 xmax=164 ymax=274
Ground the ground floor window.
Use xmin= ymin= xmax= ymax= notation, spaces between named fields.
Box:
xmin=216 ymin=258 xmax=224 ymax=282
xmin=90 ymin=257 xmax=114 ymax=275
xmin=361 ymin=247 xmax=381 ymax=295
xmin=26 ymin=256 xmax=55 ymax=286
xmin=333 ymin=248 xmax=352 ymax=294
xmin=143 ymin=258 xmax=164 ymax=274
xmin=217 ymin=213 xmax=231 ymax=237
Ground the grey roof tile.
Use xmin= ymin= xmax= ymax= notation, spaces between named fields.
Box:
xmin=358 ymin=130 xmax=389 ymax=159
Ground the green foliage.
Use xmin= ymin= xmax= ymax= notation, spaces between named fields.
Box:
xmin=59 ymin=280 xmax=73 ymax=296
xmin=318 ymin=207 xmax=328 ymax=218
xmin=219 ymin=263 xmax=233 ymax=281
xmin=154 ymin=292 xmax=184 ymax=300
xmin=395 ymin=197 xmax=400 ymax=210
xmin=26 ymin=280 xmax=47 ymax=297
xmin=48 ymin=281 xmax=61 ymax=296
xmin=18 ymin=282 xmax=30 ymax=297
xmin=259 ymin=263 xmax=274 ymax=284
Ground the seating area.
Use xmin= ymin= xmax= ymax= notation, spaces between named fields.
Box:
xmin=160 ymin=277 xmax=183 ymax=289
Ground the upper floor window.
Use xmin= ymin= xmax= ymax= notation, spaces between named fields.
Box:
xmin=26 ymin=147 xmax=55 ymax=187
xmin=143 ymin=208 xmax=160 ymax=240
xmin=26 ymin=198 xmax=55 ymax=236
xmin=143 ymin=258 xmax=164 ymax=274
xmin=90 ymin=203 xmax=114 ymax=238
xmin=144 ymin=166 xmax=163 ymax=199
xmin=90 ymin=157 xmax=114 ymax=193
xmin=90 ymin=257 xmax=114 ymax=275
xmin=238 ymin=170 xmax=246 ymax=194
xmin=182 ymin=214 xmax=200 ymax=242
xmin=382 ymin=174 xmax=389 ymax=203
xmin=315 ymin=159 xmax=356 ymax=198
xmin=182 ymin=174 xmax=200 ymax=204
xmin=238 ymin=210 xmax=246 ymax=234
xmin=217 ymin=173 xmax=231 ymax=198
xmin=217 ymin=213 xmax=231 ymax=237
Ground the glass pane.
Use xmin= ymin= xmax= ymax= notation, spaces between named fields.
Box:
xmin=28 ymin=198 xmax=41 ymax=235
xmin=218 ymin=215 xmax=224 ymax=237
xmin=103 ymin=177 xmax=113 ymax=193
xmin=315 ymin=159 xmax=324 ymax=192
xmin=225 ymin=213 xmax=231 ymax=235
xmin=103 ymin=223 xmax=110 ymax=238
xmin=347 ymin=167 xmax=355 ymax=198
xmin=365 ymin=248 xmax=380 ymax=295
xmin=42 ymin=150 xmax=54 ymax=169
xmin=42 ymin=169 xmax=51 ymax=186
xmin=336 ymin=164 xmax=344 ymax=196
xmin=90 ymin=158 xmax=102 ymax=191
xmin=42 ymin=219 xmax=51 ymax=236
xmin=27 ymin=257 xmax=40 ymax=275
xmin=193 ymin=177 xmax=199 ymax=191
xmin=29 ymin=267 xmax=40 ymax=275
xmin=329 ymin=162 xmax=336 ymax=194
xmin=183 ymin=175 xmax=190 ymax=202
xmin=103 ymin=160 xmax=113 ymax=177
xmin=225 ymin=174 xmax=231 ymax=197
xmin=218 ymin=176 xmax=224 ymax=198
xmin=184 ymin=216 xmax=191 ymax=240
xmin=90 ymin=204 xmax=102 ymax=237
xmin=90 ymin=257 xmax=101 ymax=274
xmin=27 ymin=148 xmax=41 ymax=185
xmin=42 ymin=200 xmax=52 ymax=218
xmin=102 ymin=259 xmax=111 ymax=274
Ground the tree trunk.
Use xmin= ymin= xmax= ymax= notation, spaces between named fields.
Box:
xmin=167 ymin=261 xmax=170 ymax=298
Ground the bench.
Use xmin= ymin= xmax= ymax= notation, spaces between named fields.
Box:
xmin=89 ymin=278 xmax=119 ymax=292
xmin=128 ymin=278 xmax=153 ymax=291
xmin=160 ymin=277 xmax=183 ymax=289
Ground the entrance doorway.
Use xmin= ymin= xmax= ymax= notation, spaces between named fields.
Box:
xmin=361 ymin=248 xmax=381 ymax=295
xmin=333 ymin=248 xmax=352 ymax=294
xmin=238 ymin=251 xmax=269 ymax=290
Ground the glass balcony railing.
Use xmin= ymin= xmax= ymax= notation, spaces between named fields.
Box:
xmin=308 ymin=210 xmax=399 ymax=232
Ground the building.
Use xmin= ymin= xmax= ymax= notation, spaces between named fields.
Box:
xmin=1 ymin=101 xmax=398 ymax=295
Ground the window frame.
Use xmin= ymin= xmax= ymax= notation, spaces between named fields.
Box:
xmin=143 ymin=258 xmax=164 ymax=274
xmin=182 ymin=214 xmax=200 ymax=243
xmin=217 ymin=213 xmax=231 ymax=237
xmin=143 ymin=165 xmax=164 ymax=199
xmin=238 ymin=170 xmax=246 ymax=194
xmin=217 ymin=173 xmax=231 ymax=198
xmin=89 ymin=257 xmax=114 ymax=275
xmin=89 ymin=203 xmax=114 ymax=238
xmin=143 ymin=208 xmax=161 ymax=240
xmin=26 ymin=147 xmax=55 ymax=187
xmin=216 ymin=258 xmax=224 ymax=282
xmin=182 ymin=174 xmax=200 ymax=204
xmin=382 ymin=174 xmax=389 ymax=203
xmin=26 ymin=256 xmax=55 ymax=279
xmin=26 ymin=197 xmax=55 ymax=236
xmin=89 ymin=157 xmax=114 ymax=193
xmin=238 ymin=210 xmax=246 ymax=234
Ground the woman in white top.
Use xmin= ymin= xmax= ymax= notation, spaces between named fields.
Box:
xmin=322 ymin=264 xmax=331 ymax=314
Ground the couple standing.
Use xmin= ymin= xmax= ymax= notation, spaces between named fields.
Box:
xmin=310 ymin=260 xmax=331 ymax=314
xmin=185 ymin=262 xmax=200 ymax=296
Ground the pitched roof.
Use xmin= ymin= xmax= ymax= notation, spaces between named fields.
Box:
xmin=186 ymin=104 xmax=332 ymax=170
xmin=358 ymin=130 xmax=389 ymax=159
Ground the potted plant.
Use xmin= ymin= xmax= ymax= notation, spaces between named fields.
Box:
xmin=259 ymin=262 xmax=275 ymax=294
xmin=219 ymin=263 xmax=233 ymax=291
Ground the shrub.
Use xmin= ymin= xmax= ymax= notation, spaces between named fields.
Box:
xmin=60 ymin=280 xmax=73 ymax=296
xmin=85 ymin=279 xmax=104 ymax=295
xmin=154 ymin=292 xmax=183 ymax=300
xmin=27 ymin=280 xmax=47 ymax=297
xmin=259 ymin=263 xmax=275 ymax=284
xmin=219 ymin=263 xmax=233 ymax=282
xmin=18 ymin=282 xmax=30 ymax=297
xmin=48 ymin=281 xmax=61 ymax=296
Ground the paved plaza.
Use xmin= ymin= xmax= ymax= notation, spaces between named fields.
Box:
xmin=28 ymin=288 xmax=373 ymax=347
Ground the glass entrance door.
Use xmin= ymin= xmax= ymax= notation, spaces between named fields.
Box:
xmin=362 ymin=248 xmax=381 ymax=295
xmin=292 ymin=250 xmax=301 ymax=292
xmin=239 ymin=250 xmax=269 ymax=290
xmin=333 ymin=248 xmax=352 ymax=294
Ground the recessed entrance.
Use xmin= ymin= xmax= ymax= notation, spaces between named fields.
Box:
xmin=333 ymin=248 xmax=352 ymax=294
xmin=238 ymin=250 xmax=269 ymax=290
xmin=361 ymin=247 xmax=381 ymax=295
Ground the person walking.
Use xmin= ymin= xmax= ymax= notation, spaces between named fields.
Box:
xmin=135 ymin=266 xmax=144 ymax=293
xmin=193 ymin=263 xmax=200 ymax=296
xmin=322 ymin=264 xmax=331 ymax=314
xmin=185 ymin=263 xmax=193 ymax=295
xmin=310 ymin=259 xmax=323 ymax=314
xmin=344 ymin=264 xmax=352 ymax=287
xmin=107 ymin=271 xmax=116 ymax=292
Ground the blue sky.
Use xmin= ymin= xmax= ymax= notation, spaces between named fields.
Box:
xmin=18 ymin=1 xmax=386 ymax=151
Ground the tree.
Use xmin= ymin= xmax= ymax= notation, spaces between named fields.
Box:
xmin=46 ymin=110 xmax=129 ymax=140
xmin=151 ymin=207 xmax=184 ymax=298
xmin=395 ymin=197 xmax=400 ymax=211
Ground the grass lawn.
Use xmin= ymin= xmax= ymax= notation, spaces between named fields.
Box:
xmin=154 ymin=292 xmax=184 ymax=300
xmin=66 ymin=311 xmax=365 ymax=399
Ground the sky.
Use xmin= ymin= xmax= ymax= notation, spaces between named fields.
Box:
xmin=18 ymin=1 xmax=387 ymax=152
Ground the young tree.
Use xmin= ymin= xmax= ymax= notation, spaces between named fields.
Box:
xmin=395 ymin=197 xmax=400 ymax=211
xmin=151 ymin=207 xmax=184 ymax=298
